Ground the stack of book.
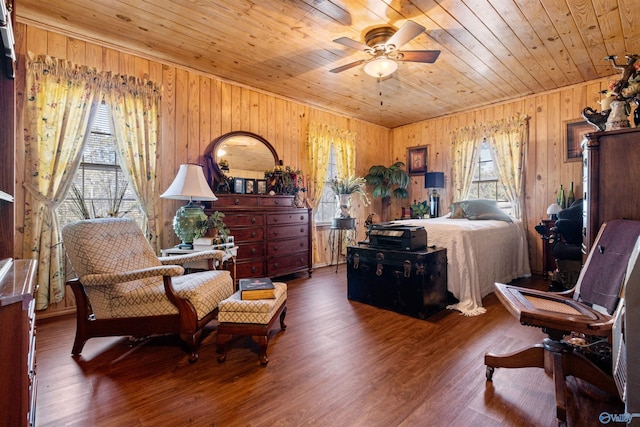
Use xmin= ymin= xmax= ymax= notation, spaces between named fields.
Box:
xmin=239 ymin=277 xmax=275 ymax=300
xmin=193 ymin=235 xmax=235 ymax=251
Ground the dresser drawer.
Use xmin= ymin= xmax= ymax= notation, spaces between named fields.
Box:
xmin=224 ymin=213 xmax=264 ymax=227
xmin=267 ymin=211 xmax=309 ymax=225
xmin=235 ymin=242 xmax=265 ymax=260
xmin=213 ymin=195 xmax=260 ymax=207
xmin=232 ymin=227 xmax=265 ymax=242
xmin=267 ymin=253 xmax=309 ymax=276
xmin=236 ymin=260 xmax=266 ymax=278
xmin=260 ymin=196 xmax=294 ymax=207
xmin=267 ymin=224 xmax=308 ymax=240
xmin=267 ymin=237 xmax=309 ymax=256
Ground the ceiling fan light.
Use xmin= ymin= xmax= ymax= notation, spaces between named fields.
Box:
xmin=363 ymin=57 xmax=398 ymax=78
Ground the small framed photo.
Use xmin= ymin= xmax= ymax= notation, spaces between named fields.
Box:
xmin=233 ymin=177 xmax=244 ymax=194
xmin=563 ymin=119 xmax=592 ymax=162
xmin=256 ymin=179 xmax=267 ymax=194
xmin=407 ymin=146 xmax=428 ymax=175
xmin=245 ymin=179 xmax=255 ymax=194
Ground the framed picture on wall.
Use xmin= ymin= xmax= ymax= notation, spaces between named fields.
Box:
xmin=233 ymin=178 xmax=244 ymax=194
xmin=407 ymin=146 xmax=428 ymax=175
xmin=563 ymin=119 xmax=592 ymax=162
xmin=256 ymin=179 xmax=267 ymax=194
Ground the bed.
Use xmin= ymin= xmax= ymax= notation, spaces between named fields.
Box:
xmin=390 ymin=213 xmax=531 ymax=316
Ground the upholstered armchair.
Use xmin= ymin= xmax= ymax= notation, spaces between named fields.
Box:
xmin=62 ymin=218 xmax=234 ymax=363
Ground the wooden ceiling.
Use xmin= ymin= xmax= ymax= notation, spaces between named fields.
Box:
xmin=16 ymin=0 xmax=640 ymax=129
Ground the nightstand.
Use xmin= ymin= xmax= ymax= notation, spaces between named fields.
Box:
xmin=539 ymin=219 xmax=556 ymax=279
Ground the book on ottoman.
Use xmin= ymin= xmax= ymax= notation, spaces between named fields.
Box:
xmin=239 ymin=278 xmax=276 ymax=300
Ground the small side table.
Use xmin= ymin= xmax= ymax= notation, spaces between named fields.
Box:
xmin=161 ymin=246 xmax=237 ymax=286
xmin=329 ymin=217 xmax=357 ymax=272
xmin=539 ymin=219 xmax=556 ymax=279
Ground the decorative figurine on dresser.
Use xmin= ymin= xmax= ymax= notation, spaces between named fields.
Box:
xmin=346 ymin=224 xmax=448 ymax=319
xmin=204 ymin=131 xmax=312 ymax=280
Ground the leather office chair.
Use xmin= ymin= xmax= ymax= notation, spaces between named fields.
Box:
xmin=485 ymin=219 xmax=640 ymax=426
xmin=62 ymin=218 xmax=234 ymax=362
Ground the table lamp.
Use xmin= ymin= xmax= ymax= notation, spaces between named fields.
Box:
xmin=425 ymin=172 xmax=445 ymax=217
xmin=161 ymin=164 xmax=218 ymax=249
xmin=547 ymin=203 xmax=562 ymax=220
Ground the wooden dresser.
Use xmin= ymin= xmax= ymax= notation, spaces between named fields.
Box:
xmin=206 ymin=194 xmax=312 ymax=279
xmin=0 ymin=259 xmax=38 ymax=427
xmin=583 ymin=127 xmax=640 ymax=254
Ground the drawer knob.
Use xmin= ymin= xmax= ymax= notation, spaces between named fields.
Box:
xmin=251 ymin=248 xmax=257 ymax=255
xmin=251 ymin=231 xmax=257 ymax=238
xmin=273 ymin=218 xmax=278 ymax=223
xmin=274 ymin=263 xmax=279 ymax=269
xmin=274 ymin=231 xmax=279 ymax=236
xmin=251 ymin=217 xmax=257 ymax=224
xmin=299 ymin=227 xmax=304 ymax=233
xmin=234 ymin=198 xmax=240 ymax=205
xmin=251 ymin=266 xmax=257 ymax=273
xmin=300 ymin=215 xmax=304 ymax=221
xmin=274 ymin=245 xmax=279 ymax=251
xmin=274 ymin=199 xmax=280 ymax=205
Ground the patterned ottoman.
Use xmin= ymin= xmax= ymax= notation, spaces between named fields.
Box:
xmin=216 ymin=282 xmax=287 ymax=365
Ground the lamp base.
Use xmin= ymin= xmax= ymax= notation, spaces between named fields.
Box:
xmin=172 ymin=201 xmax=208 ymax=248
xmin=430 ymin=190 xmax=440 ymax=218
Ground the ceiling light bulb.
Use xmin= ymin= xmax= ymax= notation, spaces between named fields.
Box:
xmin=363 ymin=57 xmax=398 ymax=78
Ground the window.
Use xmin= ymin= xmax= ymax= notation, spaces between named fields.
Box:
xmin=313 ymin=144 xmax=338 ymax=225
xmin=468 ymin=140 xmax=511 ymax=214
xmin=56 ymin=103 xmax=144 ymax=228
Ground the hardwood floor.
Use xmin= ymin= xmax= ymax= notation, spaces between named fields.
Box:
xmin=34 ymin=266 xmax=624 ymax=426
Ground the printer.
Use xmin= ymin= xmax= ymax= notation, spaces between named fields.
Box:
xmin=368 ymin=223 xmax=427 ymax=251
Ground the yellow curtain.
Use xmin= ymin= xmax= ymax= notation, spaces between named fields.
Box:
xmin=485 ymin=114 xmax=529 ymax=219
xmin=23 ymin=54 xmax=104 ymax=310
xmin=104 ymin=74 xmax=162 ymax=252
xmin=307 ymin=122 xmax=333 ymax=265
xmin=450 ymin=126 xmax=481 ymax=202
xmin=306 ymin=122 xmax=357 ymax=265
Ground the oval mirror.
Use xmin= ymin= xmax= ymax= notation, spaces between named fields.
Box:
xmin=205 ymin=131 xmax=279 ymax=188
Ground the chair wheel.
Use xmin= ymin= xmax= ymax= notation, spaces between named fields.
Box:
xmin=486 ymin=366 xmax=495 ymax=381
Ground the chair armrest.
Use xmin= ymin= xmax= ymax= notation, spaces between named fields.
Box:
xmin=80 ymin=265 xmax=185 ymax=286
xmin=158 ymin=249 xmax=225 ymax=267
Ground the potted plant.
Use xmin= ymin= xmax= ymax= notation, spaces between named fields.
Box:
xmin=364 ymin=161 xmax=410 ymax=222
xmin=204 ymin=210 xmax=230 ymax=240
xmin=329 ymin=176 xmax=370 ymax=218
xmin=410 ymin=200 xmax=429 ymax=218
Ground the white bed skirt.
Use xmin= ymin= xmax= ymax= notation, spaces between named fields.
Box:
xmin=391 ymin=217 xmax=531 ymax=316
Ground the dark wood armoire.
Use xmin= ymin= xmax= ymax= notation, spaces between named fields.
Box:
xmin=583 ymin=127 xmax=640 ymax=254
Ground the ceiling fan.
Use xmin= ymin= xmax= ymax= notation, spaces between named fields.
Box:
xmin=330 ymin=20 xmax=440 ymax=78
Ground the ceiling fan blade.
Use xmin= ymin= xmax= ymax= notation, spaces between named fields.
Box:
xmin=333 ymin=36 xmax=370 ymax=52
xmin=397 ymin=50 xmax=441 ymax=63
xmin=330 ymin=59 xmax=366 ymax=73
xmin=385 ymin=20 xmax=426 ymax=50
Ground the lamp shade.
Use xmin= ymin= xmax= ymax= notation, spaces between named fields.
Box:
xmin=547 ymin=203 xmax=562 ymax=216
xmin=363 ymin=56 xmax=398 ymax=78
xmin=425 ymin=172 xmax=445 ymax=189
xmin=161 ymin=164 xmax=217 ymax=201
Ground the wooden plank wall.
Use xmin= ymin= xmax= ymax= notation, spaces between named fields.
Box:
xmin=13 ymin=23 xmax=389 ymax=316
xmin=392 ymin=77 xmax=618 ymax=278
xmin=13 ymin=23 xmax=625 ymax=317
